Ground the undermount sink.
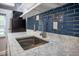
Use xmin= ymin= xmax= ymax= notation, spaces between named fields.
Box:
xmin=16 ymin=36 xmax=48 ymax=50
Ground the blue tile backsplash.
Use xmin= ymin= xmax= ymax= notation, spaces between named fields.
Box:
xmin=27 ymin=3 xmax=79 ymax=37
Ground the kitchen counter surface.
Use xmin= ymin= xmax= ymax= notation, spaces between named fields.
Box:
xmin=7 ymin=31 xmax=79 ymax=56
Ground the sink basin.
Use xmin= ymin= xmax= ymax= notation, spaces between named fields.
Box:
xmin=16 ymin=36 xmax=48 ymax=50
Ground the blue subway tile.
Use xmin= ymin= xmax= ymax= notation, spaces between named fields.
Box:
xmin=62 ymin=8 xmax=67 ymax=12
xmin=75 ymin=8 xmax=79 ymax=13
xmin=73 ymin=30 xmax=79 ymax=32
xmin=64 ymin=22 xmax=74 ymax=24
xmin=52 ymin=10 xmax=58 ymax=14
xmin=68 ymin=13 xmax=79 ymax=17
xmin=74 ymin=17 xmax=79 ymax=20
xmin=55 ymin=7 xmax=63 ymax=12
xmin=57 ymin=8 xmax=67 ymax=13
xmin=63 ymin=16 xmax=74 ymax=21
xmin=62 ymin=3 xmax=74 ymax=8
xmin=63 ymin=25 xmax=73 ymax=28
xmin=64 ymin=9 xmax=74 ymax=15
xmin=74 ymin=25 xmax=79 ymax=28
xmin=68 ymin=5 xmax=79 ymax=10
xmin=72 ymin=21 xmax=79 ymax=24
xmin=74 ymin=34 xmax=79 ymax=37
xmin=62 ymin=30 xmax=74 ymax=34
xmin=74 ymin=3 xmax=79 ymax=5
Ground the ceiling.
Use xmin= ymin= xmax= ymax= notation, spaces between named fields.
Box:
xmin=0 ymin=3 xmax=16 ymax=10
xmin=2 ymin=3 xmax=15 ymax=7
xmin=22 ymin=3 xmax=65 ymax=18
xmin=0 ymin=3 xmax=22 ymax=10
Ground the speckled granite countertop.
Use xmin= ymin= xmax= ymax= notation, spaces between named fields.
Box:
xmin=7 ymin=31 xmax=79 ymax=56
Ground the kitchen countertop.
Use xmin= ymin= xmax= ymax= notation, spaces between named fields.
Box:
xmin=7 ymin=31 xmax=79 ymax=56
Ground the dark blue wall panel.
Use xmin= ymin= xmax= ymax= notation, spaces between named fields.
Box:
xmin=27 ymin=16 xmax=36 ymax=30
xmin=35 ymin=20 xmax=39 ymax=30
xmin=27 ymin=3 xmax=79 ymax=37
xmin=27 ymin=16 xmax=39 ymax=30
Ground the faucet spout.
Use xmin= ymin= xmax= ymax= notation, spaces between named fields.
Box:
xmin=40 ymin=32 xmax=47 ymax=38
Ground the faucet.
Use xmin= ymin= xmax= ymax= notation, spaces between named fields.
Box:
xmin=40 ymin=32 xmax=47 ymax=38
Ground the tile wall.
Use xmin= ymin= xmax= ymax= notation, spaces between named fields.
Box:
xmin=27 ymin=3 xmax=79 ymax=37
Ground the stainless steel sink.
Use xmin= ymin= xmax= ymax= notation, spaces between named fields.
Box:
xmin=16 ymin=36 xmax=48 ymax=50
